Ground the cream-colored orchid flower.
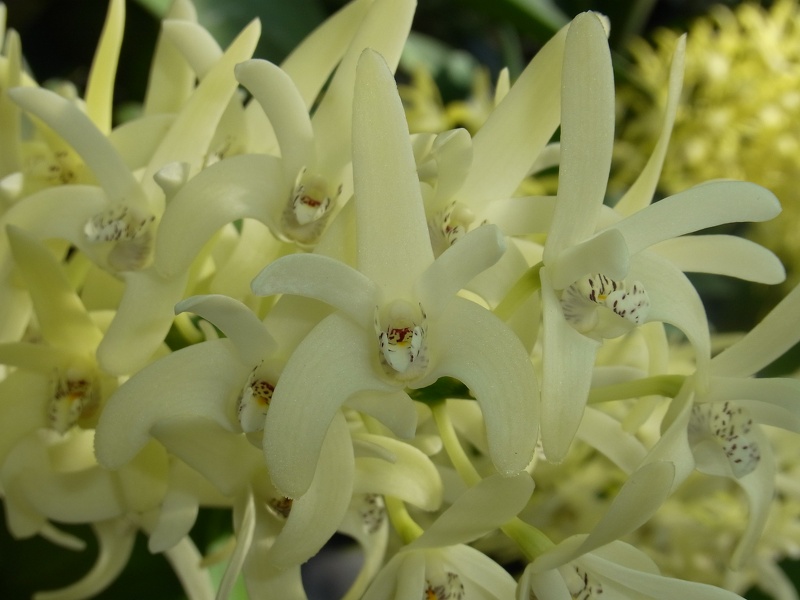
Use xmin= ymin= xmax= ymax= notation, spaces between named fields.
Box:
xmin=519 ymin=540 xmax=746 ymax=599
xmin=511 ymin=13 xmax=782 ymax=463
xmin=250 ymin=48 xmax=538 ymax=500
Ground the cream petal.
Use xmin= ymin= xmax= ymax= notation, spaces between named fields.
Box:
xmin=109 ymin=114 xmax=174 ymax=171
xmin=95 ymin=339 xmax=246 ymax=469
xmin=161 ymin=20 xmax=222 ymax=78
xmin=461 ymin=22 xmax=567 ymax=210
xmin=447 ymin=545 xmax=518 ymax=598
xmin=543 ymin=12 xmax=614 ymax=262
xmin=352 ymin=48 xmax=433 ymax=299
xmin=147 ymin=462 xmax=201 ymax=553
xmin=176 ymin=294 xmax=277 ymax=366
xmin=705 ymin=377 xmax=800 ymax=432
xmin=84 ymin=0 xmax=124 ymax=135
xmin=0 ymin=29 xmax=22 ymax=176
xmin=0 ymin=370 xmax=51 ymax=462
xmin=353 ymin=434 xmax=442 ymax=510
xmin=217 ymin=494 xmax=255 ymax=600
xmin=608 ymin=181 xmax=781 ymax=256
xmin=409 ymin=473 xmax=533 ymax=550
xmin=548 ymin=228 xmax=630 ymax=291
xmin=140 ymin=19 xmax=261 ymax=194
xmin=539 ymin=268 xmax=600 ymax=463
xmin=575 ymin=407 xmax=647 ymax=474
xmin=346 ymin=389 xmax=417 ymax=440
xmin=312 ymin=0 xmax=415 ymax=182
xmin=141 ymin=0 xmax=197 ymax=116
xmin=267 ymin=411 xmax=354 ymax=568
xmin=628 ymin=252 xmax=711 ymax=380
xmin=251 ymin=253 xmax=379 ymax=329
xmin=533 ymin=461 xmax=674 ymax=571
xmin=235 ymin=59 xmax=314 ymax=183
xmin=6 ymin=226 xmax=102 ymax=351
xmin=429 ymin=128 xmax=473 ymax=206
xmin=263 ymin=313 xmax=396 ymax=498
xmin=33 ymin=519 xmax=136 ymax=600
xmin=154 ymin=154 xmax=286 ymax=278
xmin=339 ymin=494 xmax=390 ymax=600
xmin=7 ymin=88 xmax=144 ymax=205
xmin=416 ymin=224 xmax=506 ymax=319
xmin=421 ymin=297 xmax=538 ymax=475
xmin=711 ymin=281 xmax=800 ymax=378
xmin=522 ymin=564 xmax=571 ymax=600
xmin=281 ymin=0 xmax=373 ymax=107
xmin=613 ymin=35 xmax=685 ymax=216
xmin=483 ymin=195 xmax=556 ymax=236
xmin=651 ymin=234 xmax=785 ymax=284
xmin=96 ymin=269 xmax=188 ymax=376
xmin=161 ymin=536 xmax=215 ymax=600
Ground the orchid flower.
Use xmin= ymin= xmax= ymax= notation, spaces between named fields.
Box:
xmin=249 ymin=48 xmax=538 ymax=500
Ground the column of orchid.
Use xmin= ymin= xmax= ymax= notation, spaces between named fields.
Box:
xmin=1 ymin=1 xmax=800 ymax=599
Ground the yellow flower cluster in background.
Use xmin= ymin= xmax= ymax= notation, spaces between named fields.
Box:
xmin=615 ymin=0 xmax=800 ymax=289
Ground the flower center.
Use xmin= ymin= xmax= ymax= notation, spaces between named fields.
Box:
xmin=374 ymin=300 xmax=428 ymax=381
xmin=560 ymin=273 xmax=650 ymax=338
xmin=424 ymin=572 xmax=465 ymax=600
xmin=237 ymin=370 xmax=276 ymax=433
xmin=688 ymin=401 xmax=761 ymax=478
xmin=49 ymin=374 xmax=99 ymax=434
xmin=267 ymin=496 xmax=293 ymax=519
xmin=357 ymin=493 xmax=386 ymax=534
xmin=280 ymin=168 xmax=340 ymax=245
xmin=83 ymin=205 xmax=156 ymax=271
xmin=561 ymin=565 xmax=603 ymax=600
xmin=428 ymin=201 xmax=475 ymax=256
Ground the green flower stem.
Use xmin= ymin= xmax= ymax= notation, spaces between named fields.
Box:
xmin=587 ymin=374 xmax=685 ymax=404
xmin=431 ymin=400 xmax=481 ymax=487
xmin=493 ymin=262 xmax=543 ymax=322
xmin=385 ymin=496 xmax=424 ymax=544
xmin=501 ymin=517 xmax=554 ymax=562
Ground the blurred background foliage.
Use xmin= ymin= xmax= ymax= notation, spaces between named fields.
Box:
xmin=2 ymin=0 xmax=799 ymax=598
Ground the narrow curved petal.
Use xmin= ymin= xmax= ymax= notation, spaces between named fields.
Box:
xmin=576 ymin=407 xmax=647 ymax=474
xmin=429 ymin=128 xmax=472 ymax=206
xmin=263 ymin=313 xmax=396 ymax=498
xmin=421 ymin=297 xmax=539 ymax=475
xmin=6 ymin=226 xmax=102 ymax=351
xmin=96 ymin=269 xmax=188 ymax=376
xmin=235 ymin=59 xmax=314 ymax=183
xmin=312 ymin=0 xmax=415 ymax=181
xmin=461 ymin=22 xmax=567 ymax=209
xmin=141 ymin=0 xmax=197 ymax=116
xmin=147 ymin=462 xmax=202 ymax=553
xmin=0 ymin=29 xmax=22 ymax=176
xmin=109 ymin=114 xmax=174 ymax=171
xmin=161 ymin=20 xmax=221 ymax=78
xmin=522 ymin=564 xmax=571 ymax=600
xmin=268 ymin=410 xmax=354 ymax=568
xmin=543 ymin=12 xmax=614 ymax=262
xmin=629 ymin=251 xmax=711 ymax=381
xmin=7 ymin=88 xmax=144 ymax=205
xmin=409 ymin=473 xmax=534 ymax=550
xmin=161 ymin=536 xmax=215 ymax=600
xmin=154 ymin=154 xmax=286 ymax=277
xmin=280 ymin=0 xmax=373 ymax=107
xmin=534 ymin=461 xmax=674 ymax=571
xmin=613 ymin=35 xmax=685 ymax=216
xmin=141 ymin=19 xmax=261 ymax=194
xmin=217 ymin=494 xmax=255 ymax=600
xmin=95 ymin=339 xmax=247 ymax=469
xmin=711 ymin=281 xmax=800 ymax=378
xmin=353 ymin=434 xmax=442 ymax=510
xmin=539 ymin=268 xmax=600 ymax=463
xmin=85 ymin=0 xmax=124 ymax=135
xmin=33 ymin=519 xmax=136 ymax=600
xmin=176 ymin=294 xmax=277 ymax=365
xmin=353 ymin=48 xmax=433 ymax=299
xmin=251 ymin=253 xmax=379 ymax=329
xmin=483 ymin=196 xmax=556 ymax=237
xmin=447 ymin=544 xmax=518 ymax=597
xmin=608 ymin=181 xmax=781 ymax=256
xmin=417 ymin=224 xmax=506 ymax=318
xmin=652 ymin=234 xmax=785 ymax=284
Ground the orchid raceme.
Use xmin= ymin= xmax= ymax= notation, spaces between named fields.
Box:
xmin=3 ymin=0 xmax=800 ymax=598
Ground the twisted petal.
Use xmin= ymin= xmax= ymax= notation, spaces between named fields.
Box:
xmin=543 ymin=12 xmax=614 ymax=263
xmin=421 ymin=297 xmax=539 ymax=475
xmin=409 ymin=473 xmax=533 ymax=550
xmin=539 ymin=268 xmax=600 ymax=463
xmin=353 ymin=48 xmax=432 ymax=299
xmin=651 ymin=234 xmax=785 ymax=284
xmin=607 ymin=181 xmax=781 ymax=256
xmin=461 ymin=22 xmax=567 ymax=210
xmin=263 ymin=313 xmax=398 ymax=498
xmin=251 ymin=253 xmax=379 ymax=329
xmin=95 ymin=339 xmax=247 ymax=469
xmin=711 ymin=281 xmax=800 ymax=378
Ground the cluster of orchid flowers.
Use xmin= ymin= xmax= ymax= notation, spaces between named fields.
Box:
xmin=1 ymin=0 xmax=800 ymax=598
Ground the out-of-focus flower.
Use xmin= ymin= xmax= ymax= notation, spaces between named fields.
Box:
xmin=615 ymin=0 xmax=800 ymax=288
